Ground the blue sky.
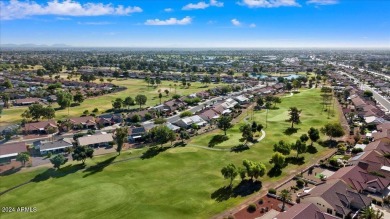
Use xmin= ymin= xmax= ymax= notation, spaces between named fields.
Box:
xmin=1 ymin=0 xmax=389 ymax=48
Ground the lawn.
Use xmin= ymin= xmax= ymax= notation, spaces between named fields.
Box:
xmin=0 ymin=78 xmax=219 ymax=126
xmin=0 ymin=88 xmax=340 ymax=219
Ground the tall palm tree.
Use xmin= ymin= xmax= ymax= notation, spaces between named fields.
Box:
xmin=359 ymin=206 xmax=384 ymax=219
xmin=279 ymin=189 xmax=292 ymax=212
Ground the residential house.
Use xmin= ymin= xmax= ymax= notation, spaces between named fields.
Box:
xmin=234 ymin=95 xmax=249 ymax=104
xmin=77 ymin=133 xmax=114 ymax=147
xmin=300 ymin=179 xmax=371 ymax=218
xmin=128 ymin=126 xmax=146 ymax=143
xmin=97 ymin=114 xmax=123 ymax=127
xmin=199 ymin=109 xmax=220 ymax=122
xmin=34 ymin=138 xmax=74 ymax=155
xmin=275 ymin=203 xmax=338 ymax=219
xmin=13 ymin=97 xmax=41 ymax=106
xmin=166 ymin=123 xmax=180 ymax=132
xmin=24 ymin=120 xmax=58 ymax=134
xmin=329 ymin=164 xmax=390 ymax=194
xmin=0 ymin=142 xmax=27 ymax=163
xmin=174 ymin=115 xmax=207 ymax=129
xmin=68 ymin=116 xmax=97 ymax=130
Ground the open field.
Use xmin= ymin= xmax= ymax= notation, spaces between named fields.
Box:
xmin=0 ymin=88 xmax=340 ymax=219
xmin=0 ymin=78 xmax=219 ymax=126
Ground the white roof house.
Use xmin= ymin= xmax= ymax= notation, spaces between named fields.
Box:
xmin=77 ymin=133 xmax=114 ymax=146
xmin=174 ymin=115 xmax=207 ymax=128
xmin=234 ymin=95 xmax=249 ymax=103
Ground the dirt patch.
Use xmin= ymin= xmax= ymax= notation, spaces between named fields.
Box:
xmin=234 ymin=195 xmax=293 ymax=219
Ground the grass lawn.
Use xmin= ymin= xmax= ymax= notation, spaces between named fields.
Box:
xmin=0 ymin=88 xmax=340 ymax=219
xmin=0 ymin=78 xmax=219 ymax=126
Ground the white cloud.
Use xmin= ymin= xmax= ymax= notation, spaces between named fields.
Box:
xmin=164 ymin=8 xmax=174 ymax=12
xmin=182 ymin=0 xmax=223 ymax=10
xmin=77 ymin=21 xmax=113 ymax=25
xmin=249 ymin=23 xmax=256 ymax=28
xmin=231 ymin=19 xmax=241 ymax=26
xmin=145 ymin=16 xmax=192 ymax=26
xmin=307 ymin=0 xmax=338 ymax=5
xmin=238 ymin=0 xmax=300 ymax=8
xmin=0 ymin=0 xmax=143 ymax=20
xmin=56 ymin=17 xmax=72 ymax=20
xmin=210 ymin=0 xmax=224 ymax=7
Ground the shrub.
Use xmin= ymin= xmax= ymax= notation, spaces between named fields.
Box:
xmin=329 ymin=158 xmax=339 ymax=167
xmin=247 ymin=204 xmax=257 ymax=212
xmin=154 ymin=118 xmax=167 ymax=124
xmin=179 ymin=111 xmax=193 ymax=118
xmin=47 ymin=152 xmax=52 ymax=158
xmin=296 ymin=197 xmax=301 ymax=203
xmin=296 ymin=179 xmax=305 ymax=188
xmin=376 ymin=200 xmax=382 ymax=206
xmin=351 ymin=148 xmax=363 ymax=154
xmin=258 ymin=199 xmax=264 ymax=204
xmin=227 ymin=216 xmax=235 ymax=219
xmin=268 ymin=188 xmax=276 ymax=195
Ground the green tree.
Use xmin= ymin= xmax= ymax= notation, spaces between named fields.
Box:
xmin=288 ymin=107 xmax=302 ymax=128
xmin=179 ymin=130 xmax=190 ymax=143
xmin=135 ymin=94 xmax=147 ymax=110
xmin=57 ymin=91 xmax=73 ymax=114
xmin=321 ymin=123 xmax=345 ymax=140
xmin=149 ymin=125 xmax=174 ymax=147
xmin=273 ymin=140 xmax=291 ymax=155
xmin=2 ymin=94 xmax=10 ymax=108
xmin=112 ymin=98 xmax=123 ymax=110
xmin=164 ymin=89 xmax=169 ymax=96
xmin=239 ymin=124 xmax=253 ymax=145
xmin=256 ymin=123 xmax=264 ymax=132
xmin=279 ymin=189 xmax=292 ymax=211
xmin=130 ymin=114 xmax=141 ymax=123
xmin=50 ymin=154 xmax=68 ymax=170
xmin=363 ymin=90 xmax=373 ymax=98
xmin=359 ymin=206 xmax=384 ymax=219
xmin=270 ymin=152 xmax=286 ymax=169
xmin=251 ymin=121 xmax=258 ymax=133
xmin=308 ymin=127 xmax=320 ymax=146
xmin=242 ymin=159 xmax=266 ymax=181
xmin=221 ymin=163 xmax=238 ymax=187
xmin=28 ymin=104 xmax=44 ymax=120
xmin=168 ymin=131 xmax=176 ymax=146
xmin=0 ymin=105 xmax=3 ymax=118
xmin=72 ymin=146 xmax=94 ymax=164
xmin=256 ymin=97 xmax=264 ymax=108
xmin=300 ymin=134 xmax=309 ymax=143
xmin=115 ymin=127 xmax=128 ymax=155
xmin=42 ymin=106 xmax=55 ymax=120
xmin=123 ymin=96 xmax=135 ymax=109
xmin=272 ymin=96 xmax=281 ymax=108
xmin=73 ymin=92 xmax=84 ymax=103
xmin=217 ymin=115 xmax=232 ymax=135
xmin=238 ymin=167 xmax=246 ymax=180
xmin=291 ymin=139 xmax=307 ymax=158
xmin=158 ymin=92 xmax=163 ymax=104
xmin=3 ymin=79 xmax=13 ymax=88
xmin=16 ymin=152 xmax=29 ymax=166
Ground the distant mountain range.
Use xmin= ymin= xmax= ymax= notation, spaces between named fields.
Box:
xmin=1 ymin=43 xmax=71 ymax=48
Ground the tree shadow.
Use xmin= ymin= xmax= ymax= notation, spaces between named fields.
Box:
xmin=232 ymin=180 xmax=262 ymax=197
xmin=286 ymin=156 xmax=305 ymax=165
xmin=0 ymin=166 xmax=22 ymax=176
xmin=31 ymin=163 xmax=84 ymax=182
xmin=83 ymin=156 xmax=117 ymax=178
xmin=174 ymin=142 xmax=186 ymax=147
xmin=141 ymin=146 xmax=170 ymax=159
xmin=267 ymin=166 xmax=282 ymax=177
xmin=322 ymin=140 xmax=338 ymax=148
xmin=209 ymin=135 xmax=229 ymax=147
xmin=283 ymin=127 xmax=299 ymax=135
xmin=211 ymin=180 xmax=262 ymax=202
xmin=231 ymin=144 xmax=250 ymax=153
xmin=306 ymin=145 xmax=318 ymax=154
xmin=211 ymin=186 xmax=232 ymax=202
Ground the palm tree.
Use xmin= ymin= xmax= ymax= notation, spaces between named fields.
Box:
xmin=279 ymin=189 xmax=291 ymax=212
xmin=359 ymin=206 xmax=384 ymax=219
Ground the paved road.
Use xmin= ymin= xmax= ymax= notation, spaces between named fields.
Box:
xmin=362 ymin=84 xmax=390 ymax=112
xmin=338 ymin=70 xmax=390 ymax=112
